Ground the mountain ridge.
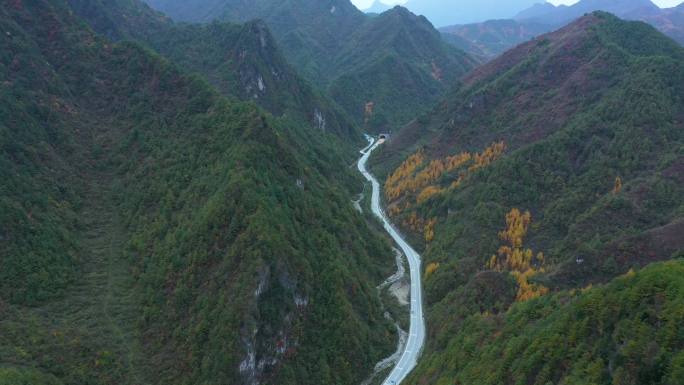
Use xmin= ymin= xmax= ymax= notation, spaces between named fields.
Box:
xmin=142 ymin=0 xmax=478 ymax=131
xmin=328 ymin=5 xmax=477 ymax=130
xmin=67 ymin=0 xmax=361 ymax=140
xmin=515 ymin=0 xmax=661 ymax=24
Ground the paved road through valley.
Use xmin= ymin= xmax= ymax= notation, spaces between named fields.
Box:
xmin=358 ymin=137 xmax=426 ymax=385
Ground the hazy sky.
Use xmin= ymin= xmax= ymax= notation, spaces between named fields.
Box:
xmin=351 ymin=0 xmax=684 ymax=10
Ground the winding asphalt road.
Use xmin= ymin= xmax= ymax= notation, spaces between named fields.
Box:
xmin=358 ymin=137 xmax=426 ymax=385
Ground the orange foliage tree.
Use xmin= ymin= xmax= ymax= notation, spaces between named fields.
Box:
xmin=424 ymin=262 xmax=440 ymax=279
xmin=613 ymin=176 xmax=623 ymax=194
xmin=403 ymin=213 xmax=437 ymax=243
xmin=385 ymin=142 xmax=507 ymax=243
xmin=385 ymin=151 xmax=425 ymax=200
xmin=385 ymin=142 xmax=506 ymax=206
xmin=469 ymin=141 xmax=506 ymax=172
xmin=486 ymin=208 xmax=548 ymax=301
xmin=404 ymin=211 xmax=424 ymax=232
xmin=424 ymin=218 xmax=437 ymax=243
xmin=417 ymin=185 xmax=443 ymax=205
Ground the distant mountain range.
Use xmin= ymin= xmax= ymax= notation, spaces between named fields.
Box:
xmin=441 ymin=19 xmax=550 ymax=59
xmin=442 ymin=0 xmax=684 ymax=58
xmin=144 ymin=0 xmax=477 ymax=131
xmin=515 ymin=0 xmax=660 ymax=23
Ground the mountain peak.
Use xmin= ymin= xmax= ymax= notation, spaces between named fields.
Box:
xmin=435 ymin=10 xmax=683 ymax=148
xmin=364 ymin=0 xmax=392 ymax=14
xmin=384 ymin=5 xmax=420 ymax=18
xmin=377 ymin=5 xmax=436 ymax=30
xmin=515 ymin=2 xmax=562 ymax=20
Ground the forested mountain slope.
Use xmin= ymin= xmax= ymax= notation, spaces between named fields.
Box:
xmin=328 ymin=6 xmax=477 ymax=132
xmin=65 ymin=0 xmax=169 ymax=40
xmin=413 ymin=260 xmax=684 ymax=384
xmin=144 ymin=0 xmax=366 ymax=82
xmin=0 ymin=1 xmax=395 ymax=384
xmin=67 ymin=0 xmax=359 ymax=139
xmin=370 ymin=13 xmax=684 ymax=384
xmin=143 ymin=0 xmax=477 ymax=132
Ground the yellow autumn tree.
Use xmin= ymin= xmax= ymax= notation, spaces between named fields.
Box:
xmin=445 ymin=152 xmax=473 ymax=170
xmin=425 ymin=262 xmax=440 ymax=279
xmin=417 ymin=185 xmax=443 ymax=204
xmin=384 ymin=142 xmax=505 ymax=211
xmin=469 ymin=141 xmax=506 ymax=172
xmin=449 ymin=177 xmax=463 ymax=190
xmin=487 ymin=208 xmax=548 ymax=302
xmin=613 ymin=176 xmax=623 ymax=194
xmin=424 ymin=218 xmax=437 ymax=242
xmin=499 ymin=208 xmax=531 ymax=249
xmin=512 ymin=269 xmax=549 ymax=301
xmin=388 ymin=204 xmax=402 ymax=217
xmin=385 ymin=142 xmax=507 ymax=238
xmin=385 ymin=151 xmax=425 ymax=200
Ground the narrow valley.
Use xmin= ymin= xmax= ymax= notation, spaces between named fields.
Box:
xmin=358 ymin=137 xmax=426 ymax=385
xmin=2 ymin=1 xmax=684 ymax=384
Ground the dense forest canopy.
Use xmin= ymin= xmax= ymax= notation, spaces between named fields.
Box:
xmin=1 ymin=1 xmax=683 ymax=385
xmin=371 ymin=12 xmax=684 ymax=385
xmin=1 ymin=0 xmax=396 ymax=384
xmin=142 ymin=0 xmax=478 ymax=132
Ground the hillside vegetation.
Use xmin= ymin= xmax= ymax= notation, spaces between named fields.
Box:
xmin=412 ymin=260 xmax=684 ymax=385
xmin=328 ymin=6 xmax=476 ymax=133
xmin=0 ymin=1 xmax=395 ymax=384
xmin=372 ymin=13 xmax=684 ymax=384
xmin=4 ymin=1 xmax=684 ymax=384
xmin=142 ymin=0 xmax=477 ymax=132
xmin=67 ymin=0 xmax=360 ymax=140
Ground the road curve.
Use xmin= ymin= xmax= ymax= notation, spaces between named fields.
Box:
xmin=358 ymin=136 xmax=426 ymax=385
